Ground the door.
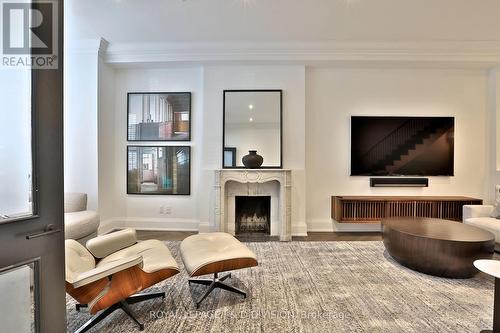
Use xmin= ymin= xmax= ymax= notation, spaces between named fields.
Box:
xmin=0 ymin=0 xmax=65 ymax=332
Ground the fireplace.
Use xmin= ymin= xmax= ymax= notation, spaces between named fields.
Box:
xmin=235 ymin=196 xmax=271 ymax=234
xmin=211 ymin=170 xmax=292 ymax=241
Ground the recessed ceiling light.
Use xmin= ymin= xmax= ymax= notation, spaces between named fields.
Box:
xmin=248 ymin=104 xmax=253 ymax=110
xmin=249 ymin=117 xmax=254 ymax=122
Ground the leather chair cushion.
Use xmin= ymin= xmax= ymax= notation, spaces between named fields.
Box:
xmin=99 ymin=239 xmax=179 ymax=274
xmin=65 ymin=210 xmax=100 ymax=240
xmin=65 ymin=239 xmax=96 ymax=284
xmin=180 ymin=232 xmax=257 ymax=277
xmin=465 ymin=217 xmax=500 ymax=243
xmin=86 ymin=229 xmax=137 ymax=259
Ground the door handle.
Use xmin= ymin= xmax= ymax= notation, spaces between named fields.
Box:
xmin=26 ymin=224 xmax=62 ymax=240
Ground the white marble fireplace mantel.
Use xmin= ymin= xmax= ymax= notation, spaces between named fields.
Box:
xmin=211 ymin=169 xmax=292 ymax=241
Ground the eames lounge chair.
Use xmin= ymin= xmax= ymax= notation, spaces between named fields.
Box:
xmin=65 ymin=229 xmax=179 ymax=332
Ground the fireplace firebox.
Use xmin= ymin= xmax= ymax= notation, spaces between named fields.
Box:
xmin=235 ymin=196 xmax=271 ymax=234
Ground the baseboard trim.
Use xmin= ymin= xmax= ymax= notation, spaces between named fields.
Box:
xmin=197 ymin=222 xmax=211 ymax=233
xmin=98 ymin=217 xmax=200 ymax=234
xmin=292 ymin=223 xmax=308 ymax=237
xmin=98 ymin=219 xmax=125 ymax=235
xmin=101 ymin=218 xmax=370 ymax=236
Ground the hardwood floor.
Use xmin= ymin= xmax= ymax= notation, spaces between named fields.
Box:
xmin=294 ymin=232 xmax=382 ymax=241
xmin=137 ymin=230 xmax=382 ymax=242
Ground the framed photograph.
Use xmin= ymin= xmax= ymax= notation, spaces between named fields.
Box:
xmin=127 ymin=146 xmax=190 ymax=195
xmin=127 ymin=92 xmax=191 ymax=141
xmin=223 ymin=147 xmax=237 ymax=168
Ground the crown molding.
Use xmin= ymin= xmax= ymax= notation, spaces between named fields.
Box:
xmin=102 ymin=40 xmax=500 ymax=68
xmin=98 ymin=38 xmax=110 ymax=59
xmin=66 ymin=38 xmax=109 ymax=56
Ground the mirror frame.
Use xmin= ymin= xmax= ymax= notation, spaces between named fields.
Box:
xmin=222 ymin=89 xmax=283 ymax=169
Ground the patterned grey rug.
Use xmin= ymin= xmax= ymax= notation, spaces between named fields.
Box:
xmin=66 ymin=241 xmax=495 ymax=332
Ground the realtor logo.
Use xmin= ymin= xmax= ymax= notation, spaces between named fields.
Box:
xmin=1 ymin=0 xmax=58 ymax=68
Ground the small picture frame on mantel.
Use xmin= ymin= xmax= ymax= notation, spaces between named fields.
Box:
xmin=223 ymin=147 xmax=237 ymax=168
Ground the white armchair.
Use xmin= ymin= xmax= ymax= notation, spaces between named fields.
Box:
xmin=463 ymin=205 xmax=500 ymax=247
xmin=64 ymin=193 xmax=100 ymax=244
xmin=463 ymin=205 xmax=494 ymax=220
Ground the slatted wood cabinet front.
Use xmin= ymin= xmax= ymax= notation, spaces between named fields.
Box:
xmin=331 ymin=196 xmax=483 ymax=223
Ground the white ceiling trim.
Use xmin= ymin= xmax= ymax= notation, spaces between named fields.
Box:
xmin=66 ymin=38 xmax=109 ymax=57
xmin=98 ymin=40 xmax=500 ymax=68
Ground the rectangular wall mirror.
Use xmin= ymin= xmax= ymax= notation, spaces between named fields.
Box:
xmin=223 ymin=90 xmax=282 ymax=168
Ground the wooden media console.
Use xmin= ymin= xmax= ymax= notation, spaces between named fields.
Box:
xmin=331 ymin=196 xmax=483 ymax=223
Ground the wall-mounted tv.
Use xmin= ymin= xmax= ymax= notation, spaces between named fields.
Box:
xmin=350 ymin=116 xmax=454 ymax=176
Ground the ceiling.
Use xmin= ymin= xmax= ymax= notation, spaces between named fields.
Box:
xmin=67 ymin=0 xmax=500 ymax=45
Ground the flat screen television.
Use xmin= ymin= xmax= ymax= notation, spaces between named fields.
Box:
xmin=350 ymin=116 xmax=454 ymax=176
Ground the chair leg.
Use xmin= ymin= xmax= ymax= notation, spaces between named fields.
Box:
xmin=74 ymin=302 xmax=120 ymax=333
xmin=188 ymin=278 xmax=213 ymax=286
xmin=216 ymin=282 xmax=246 ymax=298
xmin=189 ymin=272 xmax=247 ymax=308
xmin=75 ymin=304 xmax=88 ymax=312
xmin=120 ymin=301 xmax=145 ymax=331
xmin=195 ymin=281 xmax=217 ymax=308
xmin=72 ymin=292 xmax=165 ymax=333
xmin=126 ymin=291 xmax=165 ymax=305
xmin=219 ymin=273 xmax=231 ymax=282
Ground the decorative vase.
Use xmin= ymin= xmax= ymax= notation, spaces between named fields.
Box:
xmin=242 ymin=150 xmax=263 ymax=169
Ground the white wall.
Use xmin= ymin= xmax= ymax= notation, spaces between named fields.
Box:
xmin=199 ymin=66 xmax=307 ymax=235
xmin=66 ymin=59 xmax=495 ymax=234
xmin=98 ymin=67 xmax=203 ymax=232
xmin=306 ymin=68 xmax=490 ymax=231
xmin=95 ymin=65 xmax=307 ymax=235
xmin=488 ymin=69 xmax=500 ymax=202
xmin=64 ymin=50 xmax=98 ymax=210
xmin=97 ymin=57 xmax=115 ymax=220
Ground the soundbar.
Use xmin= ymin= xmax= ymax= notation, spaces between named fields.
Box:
xmin=370 ymin=178 xmax=429 ymax=187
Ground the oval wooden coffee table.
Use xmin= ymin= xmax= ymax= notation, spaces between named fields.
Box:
xmin=382 ymin=217 xmax=495 ymax=278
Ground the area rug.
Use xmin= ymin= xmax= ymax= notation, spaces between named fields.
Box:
xmin=66 ymin=241 xmax=495 ymax=332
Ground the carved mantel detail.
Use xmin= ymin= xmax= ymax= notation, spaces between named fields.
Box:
xmin=211 ymin=170 xmax=292 ymax=241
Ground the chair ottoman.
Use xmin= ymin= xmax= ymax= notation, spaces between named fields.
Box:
xmin=180 ymin=232 xmax=258 ymax=308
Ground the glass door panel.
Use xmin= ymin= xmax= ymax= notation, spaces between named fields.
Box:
xmin=0 ymin=261 xmax=38 ymax=333
xmin=0 ymin=68 xmax=33 ymax=220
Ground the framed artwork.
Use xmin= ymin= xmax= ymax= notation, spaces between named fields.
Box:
xmin=127 ymin=92 xmax=191 ymax=141
xmin=223 ymin=147 xmax=236 ymax=168
xmin=127 ymin=146 xmax=190 ymax=195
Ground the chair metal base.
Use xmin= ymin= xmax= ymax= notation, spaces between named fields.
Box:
xmin=188 ymin=272 xmax=246 ymax=308
xmin=75 ymin=303 xmax=87 ymax=312
xmin=73 ymin=291 xmax=165 ymax=333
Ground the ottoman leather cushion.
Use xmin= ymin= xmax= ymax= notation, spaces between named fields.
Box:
xmin=180 ymin=232 xmax=258 ymax=277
